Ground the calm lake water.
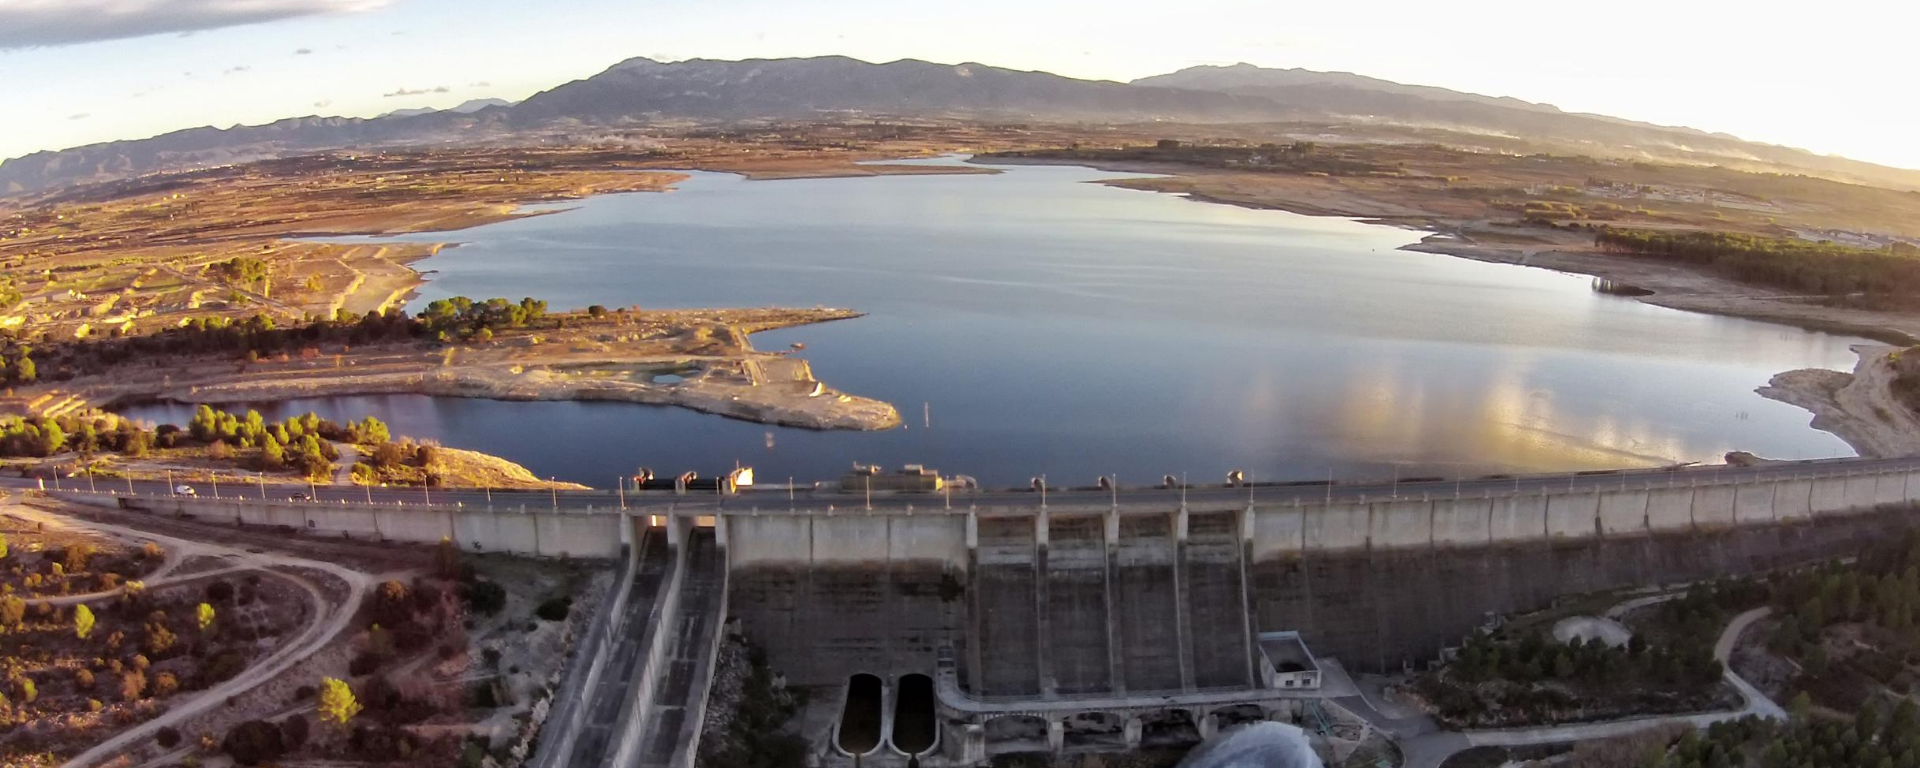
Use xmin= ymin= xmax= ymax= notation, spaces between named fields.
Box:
xmin=122 ymin=158 xmax=1865 ymax=487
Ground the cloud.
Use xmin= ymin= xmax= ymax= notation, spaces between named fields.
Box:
xmin=313 ymin=99 xmax=332 ymax=108
xmin=469 ymin=81 xmax=490 ymax=88
xmin=67 ymin=113 xmax=89 ymax=120
xmin=383 ymin=85 xmax=448 ymax=98
xmin=223 ymin=65 xmax=250 ymax=75
xmin=0 ymin=0 xmax=394 ymax=50
xmin=294 ymin=47 xmax=312 ymax=55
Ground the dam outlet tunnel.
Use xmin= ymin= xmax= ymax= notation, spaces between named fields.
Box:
xmin=836 ymin=673 xmax=885 ymax=755
xmin=890 ymin=673 xmax=937 ymax=755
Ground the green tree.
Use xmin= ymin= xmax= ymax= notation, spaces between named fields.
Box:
xmin=75 ymin=604 xmax=95 ymax=639
xmin=197 ymin=602 xmax=216 ymax=633
xmin=1790 ymin=690 xmax=1813 ymax=722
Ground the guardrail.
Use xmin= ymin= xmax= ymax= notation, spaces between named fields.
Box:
xmin=27 ymin=456 xmax=1920 ymax=519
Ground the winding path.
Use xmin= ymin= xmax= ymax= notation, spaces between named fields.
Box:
xmin=1381 ymin=600 xmax=1786 ymax=768
xmin=5 ymin=503 xmax=376 ymax=768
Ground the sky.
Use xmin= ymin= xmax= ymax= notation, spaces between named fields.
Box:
xmin=2 ymin=0 xmax=1917 ymax=168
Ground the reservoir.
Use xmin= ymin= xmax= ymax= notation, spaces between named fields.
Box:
xmin=122 ymin=158 xmax=1864 ymax=487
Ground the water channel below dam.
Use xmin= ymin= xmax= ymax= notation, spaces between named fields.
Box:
xmin=120 ymin=157 xmax=1866 ymax=487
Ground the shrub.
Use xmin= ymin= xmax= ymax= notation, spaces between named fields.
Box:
xmin=348 ymin=724 xmax=420 ymax=761
xmin=464 ymin=581 xmax=506 ymax=615
xmin=151 ymin=671 xmax=179 ymax=697
xmin=348 ymin=652 xmax=381 ymax=676
xmin=280 ymin=714 xmax=310 ymax=749
xmin=120 ymin=670 xmax=146 ymax=701
xmin=222 ymin=720 xmax=286 ymax=766
xmin=74 ymin=668 xmax=94 ymax=689
xmin=205 ymin=580 xmax=234 ymax=603
xmin=371 ymin=581 xmax=411 ymax=627
xmin=534 ymin=597 xmax=572 ymax=622
xmin=157 ymin=726 xmax=182 ymax=749
xmin=318 ymin=677 xmax=361 ymax=726
xmin=199 ymin=650 xmax=246 ymax=687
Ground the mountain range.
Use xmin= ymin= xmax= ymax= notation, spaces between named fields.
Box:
xmin=4 ymin=55 xmax=1914 ymax=196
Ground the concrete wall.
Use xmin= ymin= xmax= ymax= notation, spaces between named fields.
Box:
xmin=718 ymin=466 xmax=1920 ymax=688
xmin=113 ymin=496 xmax=624 ymax=559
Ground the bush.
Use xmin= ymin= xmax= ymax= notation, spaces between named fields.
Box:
xmin=348 ymin=652 xmax=381 ymax=676
xmin=464 ymin=580 xmax=506 ymax=615
xmin=280 ymin=714 xmax=310 ymax=749
xmin=151 ymin=671 xmax=179 ymax=697
xmin=157 ymin=727 xmax=182 ymax=749
xmin=222 ymin=720 xmax=286 ymax=766
xmin=120 ymin=670 xmax=146 ymax=701
xmin=205 ymin=580 xmax=234 ymax=603
xmin=349 ymin=724 xmax=421 ymax=761
xmin=198 ymin=650 xmax=246 ymax=687
xmin=371 ymin=580 xmax=412 ymax=627
xmin=534 ymin=597 xmax=572 ymax=622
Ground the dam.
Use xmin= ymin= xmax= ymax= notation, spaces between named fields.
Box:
xmin=60 ymin=455 xmax=1920 ymax=765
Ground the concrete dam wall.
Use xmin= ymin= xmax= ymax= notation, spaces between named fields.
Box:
xmin=63 ymin=462 xmax=1920 ymax=684
xmin=724 ymin=466 xmax=1920 ymax=684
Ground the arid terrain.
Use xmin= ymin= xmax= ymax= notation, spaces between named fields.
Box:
xmin=0 ymin=494 xmax=612 ymax=768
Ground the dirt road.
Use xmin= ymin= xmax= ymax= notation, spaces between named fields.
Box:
xmin=6 ymin=503 xmax=377 ymax=768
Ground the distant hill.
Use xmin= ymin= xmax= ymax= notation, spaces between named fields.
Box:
xmin=1135 ymin=63 xmax=1920 ymax=191
xmin=4 ymin=55 xmax=1918 ymax=196
xmin=381 ymin=98 xmax=514 ymax=119
xmin=504 ymin=56 xmax=1287 ymax=124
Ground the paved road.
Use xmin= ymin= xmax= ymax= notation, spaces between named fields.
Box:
xmin=13 ymin=453 xmax=1920 ymax=516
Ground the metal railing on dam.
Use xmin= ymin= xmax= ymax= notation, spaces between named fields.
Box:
xmin=28 ymin=454 xmax=1920 ymax=560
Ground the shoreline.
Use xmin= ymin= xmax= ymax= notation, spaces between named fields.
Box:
xmin=29 ymin=308 xmax=902 ymax=435
xmin=974 ymin=152 xmax=1920 ymax=460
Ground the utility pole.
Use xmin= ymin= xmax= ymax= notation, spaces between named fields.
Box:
xmin=212 ymin=474 xmax=219 ymax=499
xmin=550 ymin=479 xmax=558 ymax=511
